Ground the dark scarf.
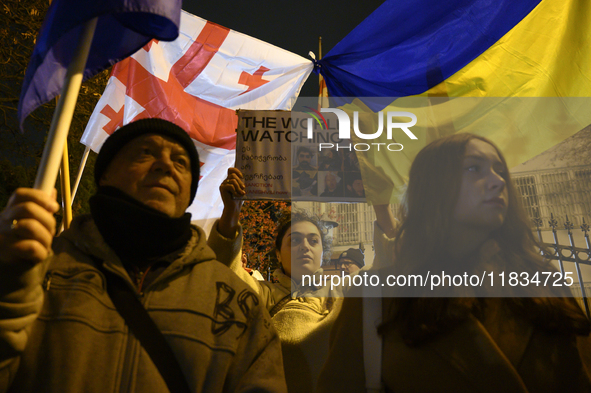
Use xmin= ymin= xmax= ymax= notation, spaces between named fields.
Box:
xmin=89 ymin=186 xmax=192 ymax=266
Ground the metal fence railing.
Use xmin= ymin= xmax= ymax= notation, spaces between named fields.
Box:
xmin=514 ymin=165 xmax=591 ymax=230
xmin=533 ymin=214 xmax=591 ymax=318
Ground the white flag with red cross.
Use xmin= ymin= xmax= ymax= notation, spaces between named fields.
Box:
xmin=82 ymin=10 xmax=313 ymax=232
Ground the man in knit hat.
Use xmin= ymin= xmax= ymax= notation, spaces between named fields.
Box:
xmin=337 ymin=248 xmax=365 ymax=275
xmin=0 ymin=118 xmax=286 ymax=392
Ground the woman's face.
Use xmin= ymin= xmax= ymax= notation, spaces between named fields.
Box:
xmin=453 ymin=139 xmax=509 ymax=234
xmin=277 ymin=221 xmax=323 ymax=282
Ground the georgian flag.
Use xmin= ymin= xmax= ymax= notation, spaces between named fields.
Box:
xmin=82 ymin=10 xmax=313 ymax=232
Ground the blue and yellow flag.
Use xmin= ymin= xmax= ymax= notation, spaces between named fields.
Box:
xmin=317 ymin=0 xmax=591 ymax=204
xmin=18 ymin=0 xmax=182 ymax=129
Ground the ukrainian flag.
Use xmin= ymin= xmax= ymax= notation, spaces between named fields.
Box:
xmin=317 ymin=0 xmax=591 ymax=204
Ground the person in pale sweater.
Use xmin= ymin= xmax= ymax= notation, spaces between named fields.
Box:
xmin=208 ymin=168 xmax=343 ymax=393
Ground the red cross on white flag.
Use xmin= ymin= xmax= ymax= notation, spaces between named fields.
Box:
xmin=81 ymin=10 xmax=313 ymax=231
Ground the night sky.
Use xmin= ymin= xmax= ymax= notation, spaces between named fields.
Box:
xmin=181 ymin=1 xmax=384 ymax=98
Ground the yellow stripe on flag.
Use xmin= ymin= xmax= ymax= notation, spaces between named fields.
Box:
xmin=349 ymin=0 xmax=591 ymax=205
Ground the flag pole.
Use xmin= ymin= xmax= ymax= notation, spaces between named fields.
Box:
xmin=70 ymin=145 xmax=90 ymax=204
xmin=59 ymin=140 xmax=73 ymax=231
xmin=318 ymin=36 xmax=328 ymax=110
xmin=318 ymin=36 xmax=322 ymax=110
xmin=34 ymin=17 xmax=97 ymax=193
xmin=57 ymin=145 xmax=90 ymax=234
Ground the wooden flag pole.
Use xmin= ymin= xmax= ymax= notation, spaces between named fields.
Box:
xmin=318 ymin=36 xmax=322 ymax=110
xmin=319 ymin=36 xmax=322 ymax=87
xmin=318 ymin=36 xmax=328 ymax=110
xmin=70 ymin=145 xmax=90 ymax=204
xmin=57 ymin=145 xmax=90 ymax=234
xmin=59 ymin=139 xmax=73 ymax=231
xmin=34 ymin=17 xmax=97 ymax=193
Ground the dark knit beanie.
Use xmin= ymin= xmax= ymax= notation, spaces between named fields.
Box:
xmin=94 ymin=118 xmax=200 ymax=204
xmin=339 ymin=248 xmax=365 ymax=268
